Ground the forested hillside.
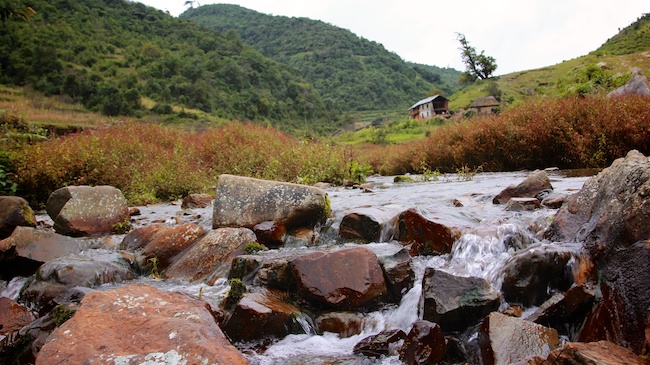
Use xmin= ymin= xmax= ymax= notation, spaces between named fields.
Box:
xmin=0 ymin=0 xmax=338 ymax=132
xmin=181 ymin=4 xmax=458 ymax=112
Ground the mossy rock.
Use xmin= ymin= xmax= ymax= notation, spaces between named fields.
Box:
xmin=394 ymin=176 xmax=415 ymax=183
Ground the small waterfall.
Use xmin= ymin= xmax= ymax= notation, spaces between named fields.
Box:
xmin=1 ymin=276 xmax=30 ymax=301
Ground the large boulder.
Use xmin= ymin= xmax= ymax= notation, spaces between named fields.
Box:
xmin=119 ymin=223 xmax=207 ymax=269
xmin=608 ymin=70 xmax=650 ymax=97
xmin=0 ymin=227 xmax=88 ymax=279
xmin=398 ymin=320 xmax=446 ymax=365
xmin=21 ymin=249 xmax=137 ymax=309
xmin=493 ymin=170 xmax=552 ymax=204
xmin=393 ymin=208 xmax=461 ymax=255
xmin=46 ymin=185 xmax=129 ymax=236
xmin=163 ymin=227 xmax=257 ymax=284
xmin=501 ymin=245 xmax=575 ymax=307
xmin=545 ymin=150 xmax=650 ymax=261
xmin=212 ymin=174 xmax=329 ymax=230
xmin=421 ymin=268 xmax=500 ymax=333
xmin=290 ymin=247 xmax=388 ymax=310
xmin=222 ymin=289 xmax=305 ymax=342
xmin=528 ymin=341 xmax=647 ymax=365
xmin=480 ymin=312 xmax=559 ymax=365
xmin=0 ymin=196 xmax=36 ymax=239
xmin=577 ymin=240 xmax=650 ymax=354
xmin=339 ymin=207 xmax=398 ymax=243
xmin=35 ymin=283 xmax=249 ymax=365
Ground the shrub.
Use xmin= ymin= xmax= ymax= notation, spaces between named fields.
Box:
xmin=244 ymin=241 xmax=267 ymax=254
xmin=13 ymin=121 xmax=355 ymax=207
xmin=356 ymin=95 xmax=650 ymax=174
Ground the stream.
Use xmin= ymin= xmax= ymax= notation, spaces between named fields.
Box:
xmin=1 ymin=170 xmax=594 ymax=364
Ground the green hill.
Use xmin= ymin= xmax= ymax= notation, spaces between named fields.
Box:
xmin=449 ymin=13 xmax=650 ymax=110
xmin=181 ymin=4 xmax=458 ymax=113
xmin=0 ymin=0 xmax=339 ymax=133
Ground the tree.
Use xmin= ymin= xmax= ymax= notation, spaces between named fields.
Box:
xmin=456 ymin=33 xmax=497 ymax=83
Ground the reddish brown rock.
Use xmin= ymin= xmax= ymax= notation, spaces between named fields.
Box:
xmin=212 ymin=174 xmax=328 ymax=230
xmin=394 ymin=208 xmax=461 ymax=255
xmin=119 ymin=223 xmax=207 ymax=268
xmin=45 ymin=185 xmax=129 ymax=236
xmin=528 ymin=341 xmax=646 ymax=365
xmin=493 ymin=170 xmax=552 ymax=204
xmin=541 ymin=193 xmax=569 ymax=209
xmin=181 ymin=193 xmax=213 ymax=209
xmin=479 ymin=312 xmax=559 ymax=365
xmin=339 ymin=207 xmax=398 ymax=243
xmin=0 ymin=226 xmax=87 ymax=279
xmin=0 ymin=196 xmax=36 ymax=239
xmin=354 ymin=329 xmax=406 ymax=358
xmin=505 ymin=197 xmax=542 ymax=211
xmin=35 ymin=283 xmax=249 ymax=365
xmin=0 ymin=297 xmax=35 ymax=335
xmin=421 ymin=268 xmax=500 ymax=333
xmin=399 ymin=320 xmax=446 ymax=365
xmin=290 ymin=247 xmax=388 ymax=309
xmin=253 ymin=220 xmax=286 ymax=248
xmin=316 ymin=312 xmax=365 ymax=338
xmin=222 ymin=290 xmax=304 ymax=342
xmin=163 ymin=228 xmax=257 ymax=283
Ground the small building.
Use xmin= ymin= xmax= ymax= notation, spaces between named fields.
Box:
xmin=408 ymin=95 xmax=449 ymax=121
xmin=469 ymin=96 xmax=500 ymax=115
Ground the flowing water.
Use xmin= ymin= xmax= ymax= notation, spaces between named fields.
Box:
xmin=1 ymin=170 xmax=594 ymax=363
xmin=239 ymin=171 xmax=592 ymax=364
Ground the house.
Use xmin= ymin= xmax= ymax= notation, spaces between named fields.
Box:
xmin=408 ymin=95 xmax=449 ymax=121
xmin=469 ymin=96 xmax=500 ymax=114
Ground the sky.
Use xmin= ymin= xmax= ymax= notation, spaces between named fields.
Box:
xmin=137 ymin=0 xmax=648 ymax=75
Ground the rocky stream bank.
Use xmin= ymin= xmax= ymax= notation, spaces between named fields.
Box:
xmin=1 ymin=151 xmax=650 ymax=364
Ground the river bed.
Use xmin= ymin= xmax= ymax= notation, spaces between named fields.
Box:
xmin=2 ymin=170 xmax=595 ymax=364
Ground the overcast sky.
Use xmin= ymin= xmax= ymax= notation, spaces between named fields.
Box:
xmin=137 ymin=0 xmax=648 ymax=75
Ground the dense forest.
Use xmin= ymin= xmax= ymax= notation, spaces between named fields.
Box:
xmin=0 ymin=0 xmax=343 ymax=132
xmin=181 ymin=4 xmax=459 ymax=112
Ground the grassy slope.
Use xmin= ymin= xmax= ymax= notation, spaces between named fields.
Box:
xmin=450 ymin=14 xmax=650 ymax=110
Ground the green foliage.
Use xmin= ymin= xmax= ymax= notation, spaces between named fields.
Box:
xmin=456 ymin=33 xmax=497 ymax=81
xmin=393 ymin=175 xmax=415 ymax=183
xmin=244 ymin=241 xmax=267 ymax=254
xmin=455 ymin=165 xmax=482 ymax=181
xmin=0 ymin=152 xmax=17 ymax=195
xmin=182 ymin=4 xmax=457 ymax=112
xmin=596 ymin=13 xmax=650 ymax=55
xmin=556 ymin=63 xmax=631 ymax=96
xmin=52 ymin=304 xmax=76 ymax=327
xmin=0 ymin=0 xmax=334 ymax=131
xmin=227 ymin=278 xmax=246 ymax=306
xmin=147 ymin=257 xmax=160 ymax=279
xmin=112 ymin=218 xmax=132 ymax=234
xmin=348 ymin=160 xmax=373 ymax=183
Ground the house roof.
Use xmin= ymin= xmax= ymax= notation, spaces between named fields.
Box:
xmin=470 ymin=96 xmax=500 ymax=108
xmin=408 ymin=95 xmax=448 ymax=110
